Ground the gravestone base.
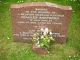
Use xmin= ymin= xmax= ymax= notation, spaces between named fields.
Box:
xmin=32 ymin=44 xmax=48 ymax=54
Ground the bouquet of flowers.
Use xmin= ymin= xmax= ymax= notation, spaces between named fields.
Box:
xmin=32 ymin=28 xmax=55 ymax=54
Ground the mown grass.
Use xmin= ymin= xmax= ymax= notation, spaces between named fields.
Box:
xmin=0 ymin=0 xmax=80 ymax=60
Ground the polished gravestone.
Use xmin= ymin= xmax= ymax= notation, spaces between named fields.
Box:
xmin=10 ymin=2 xmax=72 ymax=43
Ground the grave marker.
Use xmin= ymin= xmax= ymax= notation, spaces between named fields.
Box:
xmin=10 ymin=2 xmax=72 ymax=43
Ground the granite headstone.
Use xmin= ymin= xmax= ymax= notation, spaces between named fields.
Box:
xmin=10 ymin=2 xmax=72 ymax=43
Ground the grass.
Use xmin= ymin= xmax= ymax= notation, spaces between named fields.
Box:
xmin=0 ymin=0 xmax=80 ymax=60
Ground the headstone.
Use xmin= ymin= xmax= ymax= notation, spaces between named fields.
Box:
xmin=10 ymin=2 xmax=72 ymax=43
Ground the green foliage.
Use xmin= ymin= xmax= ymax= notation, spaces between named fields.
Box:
xmin=40 ymin=35 xmax=50 ymax=48
xmin=67 ymin=0 xmax=80 ymax=11
xmin=33 ymin=28 xmax=55 ymax=51
xmin=0 ymin=0 xmax=80 ymax=60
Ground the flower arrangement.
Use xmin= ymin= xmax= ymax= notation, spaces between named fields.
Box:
xmin=32 ymin=28 xmax=55 ymax=54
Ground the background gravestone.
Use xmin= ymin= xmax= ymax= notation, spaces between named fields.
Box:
xmin=10 ymin=2 xmax=72 ymax=43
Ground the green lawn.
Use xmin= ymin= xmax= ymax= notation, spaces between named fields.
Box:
xmin=0 ymin=0 xmax=80 ymax=60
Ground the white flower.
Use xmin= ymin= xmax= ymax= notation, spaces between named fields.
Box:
xmin=35 ymin=44 xmax=40 ymax=48
xmin=43 ymin=32 xmax=47 ymax=36
xmin=36 ymin=41 xmax=40 ymax=48
xmin=50 ymin=32 xmax=52 ymax=35
xmin=41 ymin=35 xmax=44 ymax=39
xmin=45 ymin=28 xmax=48 ymax=33
xmin=40 ymin=28 xmax=49 ymax=36
xmin=41 ymin=28 xmax=49 ymax=36
xmin=40 ymin=28 xmax=44 ymax=32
